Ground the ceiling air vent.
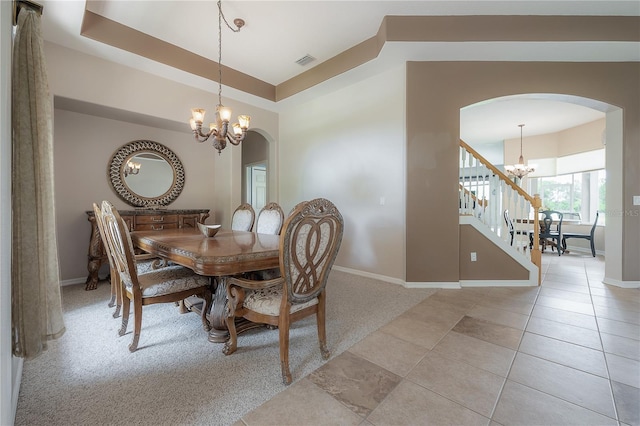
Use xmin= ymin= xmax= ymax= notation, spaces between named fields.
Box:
xmin=295 ymin=54 xmax=316 ymax=66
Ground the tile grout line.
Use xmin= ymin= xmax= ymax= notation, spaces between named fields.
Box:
xmin=584 ymin=259 xmax=622 ymax=426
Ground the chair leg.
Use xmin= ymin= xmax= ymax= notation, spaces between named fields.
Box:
xmin=119 ymin=293 xmax=131 ymax=337
xmin=556 ymin=237 xmax=562 ymax=256
xmin=129 ymin=299 xmax=142 ymax=352
xmin=317 ymin=293 xmax=329 ymax=360
xmin=590 ymin=238 xmax=596 ymax=257
xmin=279 ymin=312 xmax=292 ymax=385
xmin=108 ymin=275 xmax=116 ymax=308
xmin=112 ymin=275 xmax=122 ymax=318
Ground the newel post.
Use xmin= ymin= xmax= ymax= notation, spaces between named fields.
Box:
xmin=531 ymin=194 xmax=542 ymax=285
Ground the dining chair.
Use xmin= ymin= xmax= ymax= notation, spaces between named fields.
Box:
xmin=247 ymin=202 xmax=286 ymax=280
xmin=503 ymin=209 xmax=531 ymax=249
xmin=255 ymin=202 xmax=285 ymax=235
xmin=92 ymin=202 xmax=159 ymax=318
xmin=101 ymin=201 xmax=212 ymax=352
xmin=537 ymin=210 xmax=564 ymax=256
xmin=562 ymin=211 xmax=599 ymax=257
xmin=231 ymin=203 xmax=255 ymax=231
xmin=222 ymin=198 xmax=344 ymax=385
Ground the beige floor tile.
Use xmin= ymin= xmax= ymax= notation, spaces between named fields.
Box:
xmin=606 ymin=353 xmax=640 ymax=388
xmin=452 ymin=316 xmax=523 ymax=350
xmin=241 ymin=378 xmax=363 ymax=426
xmin=467 ymin=305 xmax=530 ymax=330
xmin=540 ymin=286 xmax=594 ymax=304
xmin=531 ymin=304 xmax=598 ymax=330
xmin=493 ymin=380 xmax=617 ymax=426
xmin=347 ymin=330 xmax=428 ymax=377
xmin=601 ymin=332 xmax=640 ymax=360
xmin=597 ymin=317 xmax=640 ymax=341
xmin=536 ymin=294 xmax=595 ymax=315
xmin=308 ymin=350 xmax=401 ymax=418
xmin=429 ymin=289 xmax=480 ymax=309
xmin=518 ymin=332 xmax=608 ymax=377
xmin=408 ymin=351 xmax=505 ymax=417
xmin=475 ymin=294 xmax=534 ymax=316
xmin=543 ymin=271 xmax=589 ymax=286
xmin=508 ymin=352 xmax=616 ymax=418
xmin=526 ymin=316 xmax=602 ymax=350
xmin=542 ymin=279 xmax=591 ymax=294
xmin=594 ymin=304 xmax=640 ymax=325
xmin=404 ymin=298 xmax=467 ymax=328
xmin=592 ymin=294 xmax=640 ymax=313
xmin=431 ymin=331 xmax=516 ymax=377
xmin=485 ymin=286 xmax=540 ymax=302
xmin=611 ymin=380 xmax=640 ymax=426
xmin=366 ymin=380 xmax=490 ymax=426
xmin=378 ymin=313 xmax=452 ymax=350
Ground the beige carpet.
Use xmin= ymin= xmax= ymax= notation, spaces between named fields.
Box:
xmin=14 ymin=270 xmax=435 ymax=426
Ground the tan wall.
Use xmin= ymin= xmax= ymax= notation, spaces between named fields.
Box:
xmin=407 ymin=61 xmax=639 ymax=283
xmin=459 ymin=225 xmax=529 ymax=281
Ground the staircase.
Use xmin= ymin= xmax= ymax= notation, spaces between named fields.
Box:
xmin=459 ymin=140 xmax=542 ymax=284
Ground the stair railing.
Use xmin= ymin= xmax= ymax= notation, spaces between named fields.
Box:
xmin=460 ymin=139 xmax=542 ymax=284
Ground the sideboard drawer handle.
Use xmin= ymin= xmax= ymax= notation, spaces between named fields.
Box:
xmin=151 ymin=217 xmax=164 ymax=222
xmin=151 ymin=225 xmax=164 ymax=230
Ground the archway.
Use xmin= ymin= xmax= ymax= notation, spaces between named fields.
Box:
xmin=460 ymin=93 xmax=620 ymax=270
xmin=241 ymin=130 xmax=270 ymax=212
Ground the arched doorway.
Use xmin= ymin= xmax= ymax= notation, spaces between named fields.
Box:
xmin=460 ymin=94 xmax=610 ymax=256
xmin=241 ymin=130 xmax=270 ymax=212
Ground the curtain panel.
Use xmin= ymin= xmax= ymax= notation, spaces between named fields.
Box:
xmin=12 ymin=8 xmax=65 ymax=359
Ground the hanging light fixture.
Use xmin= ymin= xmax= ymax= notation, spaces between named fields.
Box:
xmin=189 ymin=0 xmax=250 ymax=155
xmin=505 ymin=124 xmax=535 ymax=180
xmin=124 ymin=160 xmax=141 ymax=177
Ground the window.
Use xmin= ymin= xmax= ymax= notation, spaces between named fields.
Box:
xmin=528 ymin=169 xmax=605 ymax=224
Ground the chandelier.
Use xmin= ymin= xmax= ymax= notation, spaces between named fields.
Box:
xmin=505 ymin=124 xmax=535 ymax=180
xmin=189 ymin=0 xmax=250 ymax=155
xmin=124 ymin=160 xmax=141 ymax=177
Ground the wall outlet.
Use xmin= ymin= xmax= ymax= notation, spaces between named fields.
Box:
xmin=470 ymin=252 xmax=477 ymax=262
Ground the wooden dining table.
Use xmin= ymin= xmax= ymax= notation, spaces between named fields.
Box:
xmin=131 ymin=228 xmax=280 ymax=342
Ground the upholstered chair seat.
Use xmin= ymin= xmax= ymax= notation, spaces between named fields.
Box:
xmin=121 ymin=265 xmax=209 ymax=298
xmin=243 ymin=285 xmax=318 ymax=316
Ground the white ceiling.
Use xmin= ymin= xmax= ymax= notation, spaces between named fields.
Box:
xmin=38 ymin=0 xmax=638 ymax=142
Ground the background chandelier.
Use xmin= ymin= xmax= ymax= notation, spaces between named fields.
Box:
xmin=124 ymin=160 xmax=141 ymax=177
xmin=189 ymin=0 xmax=250 ymax=155
xmin=505 ymin=124 xmax=535 ymax=180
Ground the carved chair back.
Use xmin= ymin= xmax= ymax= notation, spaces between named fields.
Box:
xmin=231 ymin=203 xmax=256 ymax=231
xmin=280 ymin=198 xmax=344 ymax=305
xmin=255 ymin=202 xmax=285 ymax=235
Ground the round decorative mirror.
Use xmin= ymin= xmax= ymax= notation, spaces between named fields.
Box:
xmin=108 ymin=140 xmax=185 ymax=207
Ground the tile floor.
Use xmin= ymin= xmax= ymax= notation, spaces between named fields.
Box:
xmin=237 ymin=253 xmax=640 ymax=425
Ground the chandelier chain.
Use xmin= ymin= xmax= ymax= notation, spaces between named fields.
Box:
xmin=217 ymin=0 xmax=240 ymax=106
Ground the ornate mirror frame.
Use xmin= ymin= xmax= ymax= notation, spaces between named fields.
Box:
xmin=108 ymin=140 xmax=185 ymax=208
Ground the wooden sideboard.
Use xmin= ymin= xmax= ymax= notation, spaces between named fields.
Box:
xmin=85 ymin=208 xmax=210 ymax=290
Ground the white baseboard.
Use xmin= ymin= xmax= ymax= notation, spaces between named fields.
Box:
xmin=331 ymin=266 xmax=405 ymax=287
xmin=332 ymin=266 xmax=537 ymax=289
xmin=60 ymin=277 xmax=88 ymax=287
xmin=602 ymin=277 xmax=640 ymax=289
xmin=461 ymin=280 xmax=537 ymax=288
xmin=405 ymin=281 xmax=461 ymax=289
